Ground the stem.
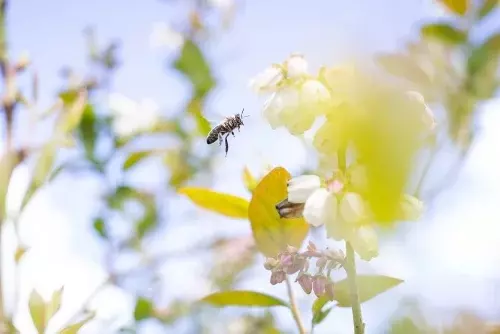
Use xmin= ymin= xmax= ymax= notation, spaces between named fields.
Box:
xmin=285 ymin=276 xmax=306 ymax=334
xmin=337 ymin=147 xmax=364 ymax=334
xmin=344 ymin=242 xmax=365 ymax=334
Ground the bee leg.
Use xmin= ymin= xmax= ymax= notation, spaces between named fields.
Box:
xmin=232 ymin=131 xmax=235 ymax=138
xmin=237 ymin=126 xmax=240 ymax=132
xmin=218 ymin=133 xmax=223 ymax=146
xmin=224 ymin=133 xmax=230 ymax=157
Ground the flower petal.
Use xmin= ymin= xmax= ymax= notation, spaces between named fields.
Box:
xmin=300 ymin=80 xmax=331 ymax=105
xmin=340 ymin=192 xmax=366 ymax=223
xmin=287 ymin=175 xmax=321 ymax=203
xmin=399 ymin=194 xmax=424 ymax=221
xmin=249 ymin=66 xmax=283 ymax=93
xmin=285 ymin=53 xmax=308 ymax=78
xmin=349 ymin=226 xmax=379 ymax=261
xmin=303 ymin=189 xmax=337 ymax=227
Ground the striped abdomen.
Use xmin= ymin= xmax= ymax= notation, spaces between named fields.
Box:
xmin=206 ymin=124 xmax=224 ymax=144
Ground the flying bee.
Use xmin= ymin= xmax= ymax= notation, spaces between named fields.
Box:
xmin=206 ymin=109 xmax=249 ymax=157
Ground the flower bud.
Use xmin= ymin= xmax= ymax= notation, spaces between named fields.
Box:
xmin=285 ymin=256 xmax=306 ymax=275
xmin=270 ymin=270 xmax=286 ymax=285
xmin=307 ymin=240 xmax=317 ymax=251
xmin=279 ymin=253 xmax=293 ymax=267
xmin=286 ymin=245 xmax=298 ymax=254
xmin=316 ymin=256 xmax=327 ymax=269
xmin=312 ymin=275 xmax=327 ymax=297
xmin=325 ymin=279 xmax=335 ymax=301
xmin=264 ymin=257 xmax=278 ymax=270
xmin=297 ymin=273 xmax=313 ymax=294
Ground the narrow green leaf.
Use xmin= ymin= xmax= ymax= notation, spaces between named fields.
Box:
xmin=0 ymin=150 xmax=22 ymax=221
xmin=333 ymin=275 xmax=404 ymax=307
xmin=123 ymin=151 xmax=154 ymax=171
xmin=173 ymin=40 xmax=215 ymax=98
xmin=28 ymin=290 xmax=46 ymax=334
xmin=421 ymin=23 xmax=467 ymax=45
xmin=187 ymin=98 xmax=211 ymax=136
xmin=200 ymin=291 xmax=288 ymax=308
xmin=468 ymin=33 xmax=500 ymax=75
xmin=57 ymin=90 xmax=88 ymax=134
xmin=312 ymin=297 xmax=333 ymax=325
xmin=478 ymin=0 xmax=498 ymax=19
xmin=93 ymin=217 xmax=107 ymax=239
xmin=179 ymin=187 xmax=249 ymax=219
xmin=21 ymin=141 xmax=57 ymax=211
xmin=438 ymin=0 xmax=468 ymax=16
xmin=134 ymin=297 xmax=154 ymax=321
xmin=59 ymin=311 xmax=95 ymax=334
xmin=46 ymin=286 xmax=64 ymax=322
xmin=78 ymin=104 xmax=98 ymax=159
xmin=136 ymin=195 xmax=158 ymax=239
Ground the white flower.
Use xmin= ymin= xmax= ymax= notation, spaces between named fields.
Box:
xmin=399 ymin=194 xmax=424 ymax=221
xmin=149 ymin=22 xmax=185 ymax=51
xmin=349 ymin=226 xmax=379 ymax=261
xmin=303 ymin=188 xmax=337 ymax=227
xmin=284 ymin=53 xmax=308 ymax=78
xmin=406 ymin=90 xmax=436 ymax=131
xmin=108 ymin=93 xmax=160 ymax=138
xmin=287 ymin=175 xmax=321 ymax=203
xmin=340 ymin=192 xmax=367 ymax=223
xmin=262 ymin=79 xmax=331 ymax=135
xmin=249 ymin=65 xmax=284 ymax=93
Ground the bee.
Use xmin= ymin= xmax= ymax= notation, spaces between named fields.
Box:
xmin=206 ymin=109 xmax=249 ymax=156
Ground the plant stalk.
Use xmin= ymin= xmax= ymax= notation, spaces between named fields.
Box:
xmin=285 ymin=276 xmax=306 ymax=334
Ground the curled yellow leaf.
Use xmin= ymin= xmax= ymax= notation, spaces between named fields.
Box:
xmin=179 ymin=187 xmax=249 ymax=219
xmin=248 ymin=167 xmax=309 ymax=257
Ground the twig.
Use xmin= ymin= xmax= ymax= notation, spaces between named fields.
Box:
xmin=285 ymin=276 xmax=306 ymax=334
xmin=338 ymin=146 xmax=364 ymax=334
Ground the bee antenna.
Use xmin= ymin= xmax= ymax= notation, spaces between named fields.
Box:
xmin=241 ymin=108 xmax=250 ymax=118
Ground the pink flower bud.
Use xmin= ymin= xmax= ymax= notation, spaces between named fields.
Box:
xmin=325 ymin=279 xmax=335 ymax=301
xmin=312 ymin=275 xmax=327 ymax=297
xmin=303 ymin=250 xmax=321 ymax=257
xmin=285 ymin=256 xmax=306 ymax=274
xmin=316 ymin=256 xmax=327 ymax=268
xmin=297 ymin=274 xmax=313 ymax=294
xmin=270 ymin=270 xmax=286 ymax=285
xmin=280 ymin=253 xmax=293 ymax=267
xmin=287 ymin=245 xmax=298 ymax=254
xmin=264 ymin=257 xmax=278 ymax=270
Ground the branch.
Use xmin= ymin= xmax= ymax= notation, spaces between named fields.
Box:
xmin=285 ymin=276 xmax=306 ymax=334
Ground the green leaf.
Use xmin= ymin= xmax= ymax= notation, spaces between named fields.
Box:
xmin=478 ymin=0 xmax=498 ymax=19
xmin=467 ymin=33 xmax=500 ymax=98
xmin=242 ymin=166 xmax=258 ymax=193
xmin=333 ymin=275 xmax=404 ymax=307
xmin=123 ymin=151 xmax=154 ymax=171
xmin=312 ymin=297 xmax=333 ymax=325
xmin=57 ymin=90 xmax=88 ymax=134
xmin=93 ymin=217 xmax=107 ymax=238
xmin=173 ymin=40 xmax=215 ymax=98
xmin=136 ymin=194 xmax=158 ymax=239
xmin=78 ymin=104 xmax=98 ymax=159
xmin=106 ymin=185 xmax=138 ymax=211
xmin=134 ymin=297 xmax=154 ymax=321
xmin=179 ymin=187 xmax=249 ymax=219
xmin=248 ymin=167 xmax=309 ymax=257
xmin=0 ymin=150 xmax=22 ymax=221
xmin=28 ymin=290 xmax=46 ymax=334
xmin=21 ymin=141 xmax=57 ymax=211
xmin=421 ymin=23 xmax=467 ymax=45
xmin=187 ymin=98 xmax=211 ymax=136
xmin=59 ymin=311 xmax=95 ymax=334
xmin=200 ymin=291 xmax=288 ymax=308
xmin=468 ymin=33 xmax=500 ymax=75
xmin=14 ymin=246 xmax=28 ymax=263
xmin=438 ymin=0 xmax=468 ymax=15
xmin=46 ymin=287 xmax=64 ymax=322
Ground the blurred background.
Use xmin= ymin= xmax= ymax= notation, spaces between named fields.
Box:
xmin=1 ymin=0 xmax=500 ymax=333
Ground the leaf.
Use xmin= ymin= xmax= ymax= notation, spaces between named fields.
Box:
xmin=200 ymin=291 xmax=288 ymax=308
xmin=466 ymin=33 xmax=500 ymax=98
xmin=59 ymin=311 xmax=95 ymax=334
xmin=136 ymin=194 xmax=158 ymax=239
xmin=333 ymin=275 xmax=404 ymax=307
xmin=57 ymin=90 xmax=88 ymax=134
xmin=123 ymin=151 xmax=155 ymax=171
xmin=78 ymin=104 xmax=98 ymax=159
xmin=375 ymin=54 xmax=431 ymax=87
xmin=93 ymin=217 xmax=107 ymax=238
xmin=242 ymin=167 xmax=258 ymax=193
xmin=438 ymin=0 xmax=468 ymax=15
xmin=134 ymin=297 xmax=154 ymax=321
xmin=421 ymin=23 xmax=467 ymax=45
xmin=0 ymin=150 xmax=22 ymax=221
xmin=14 ymin=246 xmax=28 ymax=263
xmin=312 ymin=297 xmax=333 ymax=325
xmin=478 ymin=0 xmax=498 ymax=19
xmin=173 ymin=40 xmax=215 ymax=98
xmin=46 ymin=286 xmax=64 ymax=322
xmin=179 ymin=187 xmax=249 ymax=219
xmin=29 ymin=290 xmax=46 ymax=334
xmin=248 ymin=167 xmax=309 ymax=257
xmin=21 ymin=141 xmax=57 ymax=212
xmin=187 ymin=98 xmax=211 ymax=136
xmin=467 ymin=33 xmax=500 ymax=75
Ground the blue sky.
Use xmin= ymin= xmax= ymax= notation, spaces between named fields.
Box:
xmin=4 ymin=0 xmax=500 ymax=333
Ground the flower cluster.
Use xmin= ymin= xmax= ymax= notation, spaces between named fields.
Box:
xmin=264 ymin=243 xmax=344 ymax=300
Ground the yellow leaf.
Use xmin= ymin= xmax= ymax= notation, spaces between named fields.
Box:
xmin=179 ymin=187 xmax=249 ymax=219
xmin=438 ymin=0 xmax=468 ymax=15
xmin=242 ymin=166 xmax=258 ymax=193
xmin=248 ymin=167 xmax=309 ymax=257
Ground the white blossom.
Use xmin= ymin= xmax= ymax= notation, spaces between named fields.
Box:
xmin=349 ymin=226 xmax=379 ymax=261
xmin=249 ymin=65 xmax=284 ymax=93
xmin=303 ymin=188 xmax=337 ymax=227
xmin=108 ymin=93 xmax=160 ymax=138
xmin=284 ymin=54 xmax=308 ymax=78
xmin=287 ymin=175 xmax=321 ymax=203
xmin=406 ymin=90 xmax=436 ymax=131
xmin=339 ymin=192 xmax=367 ymax=223
xmin=149 ymin=22 xmax=185 ymax=51
xmin=399 ymin=194 xmax=424 ymax=221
